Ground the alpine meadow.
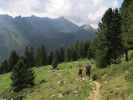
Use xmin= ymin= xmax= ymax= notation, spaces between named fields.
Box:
xmin=0 ymin=0 xmax=133 ymax=100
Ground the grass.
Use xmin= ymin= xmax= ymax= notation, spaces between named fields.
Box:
xmin=0 ymin=73 xmax=11 ymax=93
xmin=0 ymin=51 xmax=133 ymax=100
xmin=0 ymin=59 xmax=93 ymax=100
xmin=92 ymin=51 xmax=133 ymax=100
xmin=99 ymin=61 xmax=133 ymax=100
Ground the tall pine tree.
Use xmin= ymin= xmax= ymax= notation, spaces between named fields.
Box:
xmin=0 ymin=60 xmax=9 ymax=74
xmin=35 ymin=45 xmax=47 ymax=66
xmin=52 ymin=51 xmax=59 ymax=69
xmin=24 ymin=46 xmax=35 ymax=67
xmin=48 ymin=51 xmax=54 ymax=65
xmin=8 ymin=50 xmax=19 ymax=71
xmin=121 ymin=0 xmax=133 ymax=61
xmin=95 ymin=8 xmax=123 ymax=67
xmin=11 ymin=59 xmax=34 ymax=92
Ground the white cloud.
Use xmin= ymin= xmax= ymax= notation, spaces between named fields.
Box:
xmin=45 ymin=0 xmax=71 ymax=17
xmin=113 ymin=0 xmax=119 ymax=8
xmin=0 ymin=0 xmax=123 ymax=28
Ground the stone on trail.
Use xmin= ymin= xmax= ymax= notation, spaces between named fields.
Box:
xmin=58 ymin=93 xmax=64 ymax=98
xmin=57 ymin=80 xmax=65 ymax=86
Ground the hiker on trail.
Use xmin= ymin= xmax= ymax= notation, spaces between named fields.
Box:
xmin=78 ymin=64 xmax=83 ymax=79
xmin=85 ymin=64 xmax=92 ymax=79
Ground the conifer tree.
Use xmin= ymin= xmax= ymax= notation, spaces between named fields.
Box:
xmin=74 ymin=41 xmax=81 ymax=58
xmin=121 ymin=0 xmax=133 ymax=60
xmin=65 ymin=48 xmax=72 ymax=62
xmin=48 ymin=51 xmax=54 ymax=65
xmin=110 ymin=9 xmax=123 ymax=63
xmin=59 ymin=47 xmax=65 ymax=62
xmin=8 ymin=50 xmax=19 ymax=71
xmin=24 ymin=46 xmax=35 ymax=67
xmin=71 ymin=47 xmax=78 ymax=61
xmin=52 ymin=51 xmax=59 ymax=69
xmin=95 ymin=8 xmax=123 ymax=67
xmin=0 ymin=60 xmax=9 ymax=74
xmin=35 ymin=45 xmax=47 ymax=66
xmin=11 ymin=59 xmax=34 ymax=92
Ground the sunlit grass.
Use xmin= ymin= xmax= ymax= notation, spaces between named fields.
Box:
xmin=0 ymin=59 xmax=92 ymax=100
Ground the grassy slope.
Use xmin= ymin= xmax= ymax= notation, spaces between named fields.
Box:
xmin=92 ymin=51 xmax=133 ymax=100
xmin=0 ymin=52 xmax=133 ymax=100
xmin=0 ymin=73 xmax=11 ymax=93
xmin=0 ymin=59 xmax=92 ymax=100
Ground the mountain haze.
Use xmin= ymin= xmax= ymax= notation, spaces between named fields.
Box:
xmin=0 ymin=15 xmax=95 ymax=60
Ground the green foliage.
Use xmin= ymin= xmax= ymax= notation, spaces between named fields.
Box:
xmin=24 ymin=46 xmax=35 ymax=67
xmin=92 ymin=55 xmax=133 ymax=100
xmin=0 ymin=59 xmax=92 ymax=100
xmin=35 ymin=45 xmax=47 ymax=66
xmin=52 ymin=51 xmax=59 ymax=69
xmin=125 ymin=66 xmax=133 ymax=82
xmin=1 ymin=40 xmax=92 ymax=74
xmin=94 ymin=8 xmax=123 ymax=68
xmin=64 ymin=41 xmax=91 ymax=62
xmin=11 ymin=59 xmax=34 ymax=92
xmin=65 ymin=47 xmax=72 ymax=62
xmin=121 ymin=0 xmax=133 ymax=49
xmin=58 ymin=47 xmax=65 ymax=62
xmin=47 ymin=51 xmax=54 ymax=65
xmin=8 ymin=50 xmax=19 ymax=71
xmin=0 ymin=60 xmax=9 ymax=74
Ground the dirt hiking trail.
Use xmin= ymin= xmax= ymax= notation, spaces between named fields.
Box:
xmin=87 ymin=81 xmax=101 ymax=100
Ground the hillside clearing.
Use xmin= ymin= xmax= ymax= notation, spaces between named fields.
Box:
xmin=0 ymin=55 xmax=133 ymax=100
xmin=0 ymin=59 xmax=93 ymax=100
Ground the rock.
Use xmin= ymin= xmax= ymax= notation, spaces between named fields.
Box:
xmin=51 ymin=94 xmax=56 ymax=98
xmin=104 ymin=81 xmax=108 ymax=84
xmin=57 ymin=80 xmax=65 ymax=86
xmin=73 ymin=90 xmax=79 ymax=94
xmin=58 ymin=93 xmax=63 ymax=98
xmin=73 ymin=90 xmax=79 ymax=96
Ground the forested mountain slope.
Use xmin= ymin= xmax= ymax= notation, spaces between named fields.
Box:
xmin=0 ymin=15 xmax=95 ymax=60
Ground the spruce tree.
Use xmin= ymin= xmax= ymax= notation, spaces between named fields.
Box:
xmin=52 ymin=51 xmax=59 ymax=69
xmin=95 ymin=25 xmax=109 ymax=67
xmin=11 ymin=59 xmax=34 ymax=92
xmin=65 ymin=48 xmax=72 ymax=62
xmin=79 ymin=42 xmax=88 ymax=58
xmin=48 ymin=51 xmax=54 ymax=65
xmin=95 ymin=8 xmax=123 ymax=67
xmin=24 ymin=46 xmax=35 ymax=67
xmin=59 ymin=48 xmax=65 ymax=62
xmin=8 ymin=50 xmax=19 ymax=71
xmin=35 ymin=45 xmax=47 ymax=66
xmin=0 ymin=60 xmax=9 ymax=74
xmin=71 ymin=47 xmax=78 ymax=61
xmin=110 ymin=9 xmax=123 ymax=63
xmin=121 ymin=0 xmax=133 ymax=60
xmin=75 ymin=41 xmax=81 ymax=58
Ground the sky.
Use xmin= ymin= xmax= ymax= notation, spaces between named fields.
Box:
xmin=0 ymin=0 xmax=123 ymax=28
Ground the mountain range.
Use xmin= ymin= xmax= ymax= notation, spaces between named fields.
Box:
xmin=0 ymin=15 xmax=95 ymax=60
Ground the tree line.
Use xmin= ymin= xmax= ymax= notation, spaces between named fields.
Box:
xmin=0 ymin=40 xmax=92 ymax=74
xmin=0 ymin=41 xmax=92 ymax=92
